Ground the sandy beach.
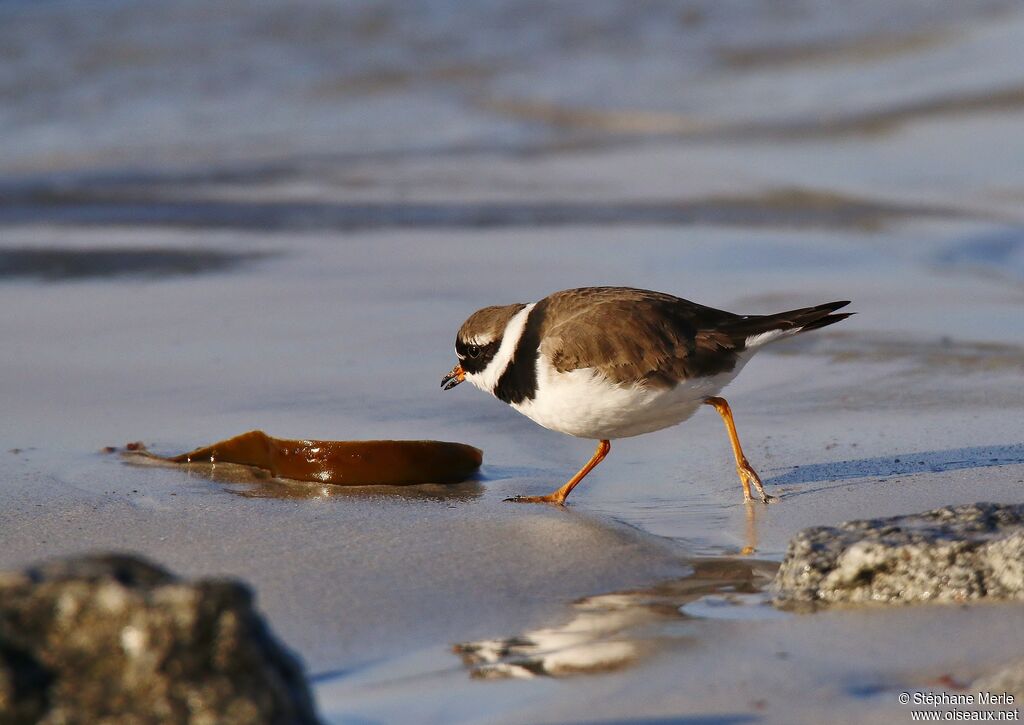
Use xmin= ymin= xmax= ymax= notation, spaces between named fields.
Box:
xmin=3 ymin=1 xmax=1024 ymax=723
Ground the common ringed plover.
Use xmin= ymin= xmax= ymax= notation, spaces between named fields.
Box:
xmin=442 ymin=286 xmax=851 ymax=504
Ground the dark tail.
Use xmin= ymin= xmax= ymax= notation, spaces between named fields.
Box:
xmin=729 ymin=300 xmax=853 ymax=345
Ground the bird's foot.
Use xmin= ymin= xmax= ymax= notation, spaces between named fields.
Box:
xmin=504 ymin=493 xmax=566 ymax=505
xmin=738 ymin=461 xmax=776 ymax=504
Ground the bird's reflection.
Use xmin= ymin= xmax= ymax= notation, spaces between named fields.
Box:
xmin=742 ymin=502 xmax=760 ymax=556
xmin=454 ymin=556 xmax=781 ymax=679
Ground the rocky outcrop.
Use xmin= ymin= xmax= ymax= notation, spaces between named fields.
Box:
xmin=0 ymin=554 xmax=319 ymax=724
xmin=773 ymin=502 xmax=1024 ymax=609
xmin=974 ymin=659 xmax=1024 ymax=699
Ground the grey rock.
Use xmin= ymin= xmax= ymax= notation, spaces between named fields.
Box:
xmin=973 ymin=659 xmax=1024 ymax=699
xmin=773 ymin=502 xmax=1024 ymax=609
xmin=0 ymin=554 xmax=320 ymax=724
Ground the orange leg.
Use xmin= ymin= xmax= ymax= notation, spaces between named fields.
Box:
xmin=704 ymin=397 xmax=774 ymax=504
xmin=506 ymin=439 xmax=611 ymax=505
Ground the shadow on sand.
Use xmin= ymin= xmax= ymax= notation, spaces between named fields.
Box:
xmin=764 ymin=443 xmax=1024 ymax=487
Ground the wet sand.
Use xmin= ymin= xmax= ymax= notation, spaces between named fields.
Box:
xmin=3 ymin=1 xmax=1024 ymax=723
xmin=3 ymin=223 xmax=1023 ymax=723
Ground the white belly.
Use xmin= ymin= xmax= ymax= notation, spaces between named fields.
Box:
xmin=511 ymin=356 xmax=744 ymax=439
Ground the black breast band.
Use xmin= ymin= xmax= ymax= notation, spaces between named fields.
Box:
xmin=494 ymin=300 xmax=547 ymax=404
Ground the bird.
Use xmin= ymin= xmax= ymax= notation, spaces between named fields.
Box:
xmin=441 ymin=286 xmax=851 ymax=505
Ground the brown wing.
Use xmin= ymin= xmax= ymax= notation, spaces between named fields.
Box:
xmin=538 ymin=288 xmax=852 ymax=388
xmin=538 ymin=287 xmax=743 ymax=387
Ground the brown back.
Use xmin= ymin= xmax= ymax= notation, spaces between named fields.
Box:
xmin=537 ymin=287 xmax=850 ymax=387
xmin=538 ymin=287 xmax=742 ymax=387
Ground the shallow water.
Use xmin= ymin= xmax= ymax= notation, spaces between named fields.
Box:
xmin=3 ymin=2 xmax=1024 ymax=723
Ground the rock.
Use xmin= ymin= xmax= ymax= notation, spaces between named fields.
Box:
xmin=773 ymin=502 xmax=1024 ymax=609
xmin=973 ymin=659 xmax=1024 ymax=699
xmin=0 ymin=554 xmax=319 ymax=724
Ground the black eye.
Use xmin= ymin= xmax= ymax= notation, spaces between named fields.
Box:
xmin=467 ymin=344 xmax=482 ymax=358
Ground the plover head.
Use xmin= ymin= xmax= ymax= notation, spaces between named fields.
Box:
xmin=442 ymin=302 xmax=528 ymax=393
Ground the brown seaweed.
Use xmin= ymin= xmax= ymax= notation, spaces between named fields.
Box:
xmin=152 ymin=430 xmax=482 ymax=486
